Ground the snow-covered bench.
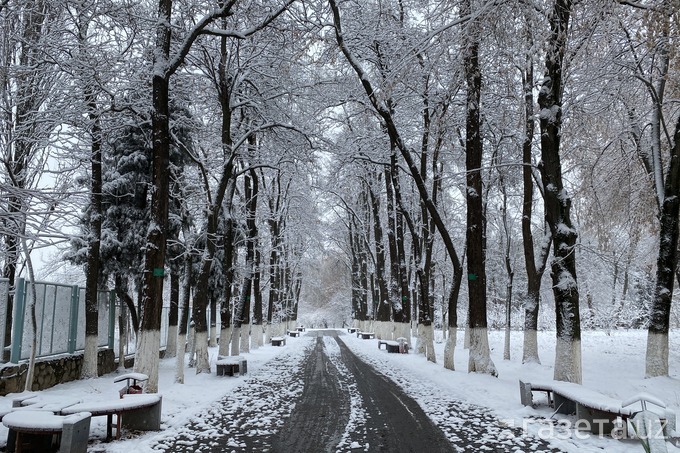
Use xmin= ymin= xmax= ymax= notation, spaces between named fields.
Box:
xmin=378 ymin=338 xmax=409 ymax=353
xmin=216 ymin=355 xmax=247 ymax=376
xmin=3 ymin=410 xmax=91 ymax=453
xmin=287 ymin=330 xmax=300 ymax=337
xmin=60 ymin=393 xmax=162 ymax=441
xmin=357 ymin=331 xmax=375 ymax=339
xmin=519 ymin=380 xmax=675 ymax=437
xmin=271 ymin=336 xmax=286 ymax=346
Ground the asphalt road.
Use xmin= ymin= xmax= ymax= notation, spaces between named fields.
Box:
xmin=271 ymin=330 xmax=452 ymax=452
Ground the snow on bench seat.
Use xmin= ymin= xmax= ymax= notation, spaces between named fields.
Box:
xmin=522 ymin=381 xmax=677 ymax=440
xmin=60 ymin=393 xmax=161 ymax=441
xmin=271 ymin=336 xmax=286 ymax=346
xmin=216 ymin=356 xmax=247 ymax=376
xmin=2 ymin=410 xmax=91 ymax=453
xmin=523 ymin=380 xmax=635 ymax=416
xmin=520 ymin=379 xmax=635 ymax=436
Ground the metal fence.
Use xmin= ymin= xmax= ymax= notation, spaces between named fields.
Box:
xmin=10 ymin=278 xmax=115 ymax=363
xmin=0 ymin=277 xmax=203 ymax=364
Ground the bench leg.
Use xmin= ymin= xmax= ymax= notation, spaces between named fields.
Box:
xmin=105 ymin=413 xmax=114 ymax=441
xmin=121 ymin=397 xmax=162 ymax=432
xmin=519 ymin=381 xmax=533 ymax=406
xmin=554 ymin=394 xmax=576 ymax=415
xmin=7 ymin=428 xmax=16 ymax=453
xmin=59 ymin=413 xmax=91 ymax=453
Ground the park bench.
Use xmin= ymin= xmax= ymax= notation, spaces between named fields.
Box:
xmin=3 ymin=410 xmax=91 ymax=453
xmin=378 ymin=338 xmax=409 ymax=353
xmin=60 ymin=393 xmax=162 ymax=441
xmin=519 ymin=380 xmax=676 ymax=438
xmin=216 ymin=355 xmax=247 ymax=376
xmin=288 ymin=330 xmax=300 ymax=337
xmin=347 ymin=327 xmax=358 ymax=334
xmin=271 ymin=336 xmax=286 ymax=346
xmin=296 ymin=326 xmax=306 ymax=332
xmin=357 ymin=331 xmax=375 ymax=339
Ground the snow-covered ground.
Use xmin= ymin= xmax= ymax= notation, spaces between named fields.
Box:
xmin=0 ymin=329 xmax=677 ymax=452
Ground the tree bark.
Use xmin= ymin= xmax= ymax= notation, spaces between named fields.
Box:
xmin=462 ymin=0 xmax=496 ymax=376
xmin=538 ymin=0 xmax=582 ymax=384
xmin=135 ymin=0 xmax=173 ymax=392
xmin=646 ymin=117 xmax=680 ymax=377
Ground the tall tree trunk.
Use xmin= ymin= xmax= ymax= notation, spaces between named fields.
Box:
xmin=175 ymin=254 xmax=192 ymax=383
xmin=367 ymin=175 xmax=390 ymax=336
xmin=82 ymin=83 xmax=103 ymax=379
xmin=166 ymin=272 xmax=179 ymax=358
xmin=646 ymin=117 xmax=680 ymax=377
xmin=135 ymin=0 xmax=173 ymax=392
xmin=520 ymin=40 xmax=551 ymax=363
xmin=462 ymin=0 xmax=496 ymax=376
xmin=253 ymin=248 xmax=263 ymax=348
xmin=235 ymin=169 xmax=258 ymax=353
xmin=538 ymin=0 xmax=582 ymax=384
xmin=385 ymin=163 xmax=404 ymax=325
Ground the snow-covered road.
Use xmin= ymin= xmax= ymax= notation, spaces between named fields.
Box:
xmin=151 ymin=330 xmax=561 ymax=452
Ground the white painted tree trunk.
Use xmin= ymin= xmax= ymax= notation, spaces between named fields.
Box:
xmin=374 ymin=321 xmax=383 ymax=339
xmin=175 ymin=332 xmax=186 ymax=384
xmin=503 ymin=326 xmax=511 ymax=360
xmin=194 ymin=330 xmax=211 ymax=374
xmin=424 ymin=324 xmax=436 ymax=363
xmin=82 ymin=335 xmax=99 ymax=379
xmin=553 ymin=336 xmax=582 ymax=383
xmin=134 ymin=329 xmax=161 ymax=393
xmin=416 ymin=325 xmax=425 ymax=355
xmin=187 ymin=323 xmax=196 ymax=368
xmin=165 ymin=325 xmax=177 ymax=359
xmin=264 ymin=324 xmax=272 ymax=344
xmin=219 ymin=327 xmax=231 ymax=356
xmin=443 ymin=326 xmax=457 ymax=370
xmin=231 ymin=326 xmax=240 ymax=356
xmin=645 ymin=331 xmax=669 ymax=377
xmin=522 ymin=329 xmax=541 ymax=364
xmin=240 ymin=326 xmax=250 ymax=353
xmin=209 ymin=325 xmax=218 ymax=348
xmin=400 ymin=322 xmax=411 ymax=341
xmin=468 ymin=327 xmax=497 ymax=376
xmin=252 ymin=325 xmax=263 ymax=349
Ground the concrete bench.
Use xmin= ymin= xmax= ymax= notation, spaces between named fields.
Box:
xmin=3 ymin=410 xmax=91 ymax=453
xmin=519 ymin=380 xmax=675 ymax=438
xmin=347 ymin=327 xmax=358 ymax=334
xmin=287 ymin=330 xmax=300 ymax=337
xmin=216 ymin=355 xmax=247 ymax=376
xmin=357 ymin=331 xmax=375 ymax=339
xmin=296 ymin=326 xmax=305 ymax=332
xmin=60 ymin=393 xmax=162 ymax=441
xmin=378 ymin=339 xmax=409 ymax=353
xmin=271 ymin=336 xmax=286 ymax=346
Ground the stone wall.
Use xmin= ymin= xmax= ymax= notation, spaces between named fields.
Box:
xmin=0 ymin=349 xmax=119 ymax=396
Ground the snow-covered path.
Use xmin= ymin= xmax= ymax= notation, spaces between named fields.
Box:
xmin=149 ymin=330 xmax=562 ymax=452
